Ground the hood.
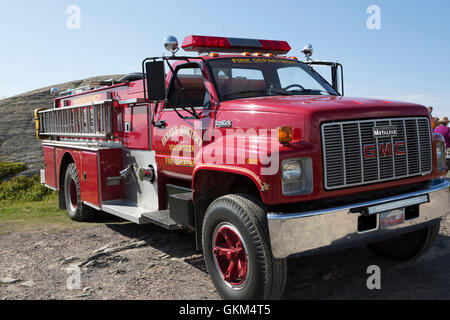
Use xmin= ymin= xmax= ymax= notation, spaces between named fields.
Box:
xmin=217 ymin=95 xmax=430 ymax=142
xmin=220 ymin=95 xmax=428 ymax=118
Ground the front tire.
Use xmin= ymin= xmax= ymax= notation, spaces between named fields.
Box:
xmin=202 ymin=194 xmax=287 ymax=300
xmin=64 ymin=163 xmax=94 ymax=222
xmin=367 ymin=221 xmax=440 ymax=262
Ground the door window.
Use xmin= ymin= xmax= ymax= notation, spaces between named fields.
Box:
xmin=166 ymin=65 xmax=209 ymax=109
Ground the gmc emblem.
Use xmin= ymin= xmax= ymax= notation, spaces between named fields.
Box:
xmin=364 ymin=141 xmax=406 ymax=159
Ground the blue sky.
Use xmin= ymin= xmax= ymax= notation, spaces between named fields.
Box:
xmin=0 ymin=0 xmax=449 ymax=118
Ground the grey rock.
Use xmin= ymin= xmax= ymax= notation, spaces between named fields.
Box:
xmin=1 ymin=277 xmax=20 ymax=284
xmin=20 ymin=280 xmax=36 ymax=287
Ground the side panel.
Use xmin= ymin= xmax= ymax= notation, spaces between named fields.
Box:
xmin=43 ymin=146 xmax=56 ymax=188
xmin=80 ymin=151 xmax=100 ymax=206
xmin=123 ymin=104 xmax=150 ymax=150
xmin=99 ymin=148 xmax=123 ymax=202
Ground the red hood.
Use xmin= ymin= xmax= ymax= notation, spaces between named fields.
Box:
xmin=219 ymin=95 xmax=428 ymax=118
xmin=217 ymin=95 xmax=430 ymax=142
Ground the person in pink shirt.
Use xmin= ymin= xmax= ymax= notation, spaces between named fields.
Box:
xmin=434 ymin=117 xmax=450 ymax=148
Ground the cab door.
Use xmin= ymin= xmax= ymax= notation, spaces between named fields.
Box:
xmin=152 ymin=62 xmax=213 ymax=180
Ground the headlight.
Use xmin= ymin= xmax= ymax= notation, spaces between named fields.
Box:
xmin=281 ymin=158 xmax=313 ymax=196
xmin=282 ymin=160 xmax=303 ymax=181
xmin=436 ymin=141 xmax=446 ymax=171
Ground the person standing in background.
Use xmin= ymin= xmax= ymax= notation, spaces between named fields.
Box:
xmin=432 ymin=117 xmax=439 ymax=130
xmin=434 ymin=117 xmax=450 ymax=148
xmin=428 ymin=106 xmax=439 ymax=129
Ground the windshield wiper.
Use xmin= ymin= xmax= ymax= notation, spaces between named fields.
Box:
xmin=222 ymin=90 xmax=268 ymax=99
xmin=268 ymin=89 xmax=295 ymax=96
xmin=288 ymin=89 xmax=333 ymax=95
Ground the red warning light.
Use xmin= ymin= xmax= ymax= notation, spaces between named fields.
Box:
xmin=181 ymin=35 xmax=291 ymax=54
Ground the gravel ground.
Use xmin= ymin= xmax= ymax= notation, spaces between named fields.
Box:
xmin=0 ymin=214 xmax=448 ymax=300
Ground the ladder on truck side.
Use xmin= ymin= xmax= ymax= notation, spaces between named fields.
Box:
xmin=36 ymin=100 xmax=113 ymax=140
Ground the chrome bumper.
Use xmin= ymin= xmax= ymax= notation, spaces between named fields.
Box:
xmin=268 ymin=178 xmax=450 ymax=259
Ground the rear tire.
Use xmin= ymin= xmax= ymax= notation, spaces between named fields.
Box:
xmin=64 ymin=163 xmax=94 ymax=222
xmin=202 ymin=194 xmax=287 ymax=300
xmin=367 ymin=221 xmax=440 ymax=262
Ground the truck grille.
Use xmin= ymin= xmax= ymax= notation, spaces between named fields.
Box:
xmin=321 ymin=117 xmax=432 ymax=190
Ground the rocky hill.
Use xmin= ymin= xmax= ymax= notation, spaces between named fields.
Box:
xmin=0 ymin=75 xmax=124 ymax=176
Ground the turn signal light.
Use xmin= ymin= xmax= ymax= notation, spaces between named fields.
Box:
xmin=209 ymin=52 xmax=219 ymax=57
xmin=278 ymin=126 xmax=293 ymax=144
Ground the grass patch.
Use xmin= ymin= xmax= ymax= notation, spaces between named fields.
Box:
xmin=0 ymin=193 xmax=77 ymax=234
xmin=0 ymin=175 xmax=125 ymax=234
xmin=0 ymin=174 xmax=70 ymax=233
xmin=0 ymin=175 xmax=54 ymax=201
xmin=0 ymin=162 xmax=27 ymax=180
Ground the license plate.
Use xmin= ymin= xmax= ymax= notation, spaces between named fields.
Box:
xmin=379 ymin=208 xmax=405 ymax=229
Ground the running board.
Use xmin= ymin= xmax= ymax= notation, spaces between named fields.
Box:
xmin=101 ymin=200 xmax=180 ymax=230
xmin=141 ymin=210 xmax=180 ymax=230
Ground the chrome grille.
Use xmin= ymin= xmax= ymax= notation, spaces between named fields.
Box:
xmin=321 ymin=117 xmax=432 ymax=190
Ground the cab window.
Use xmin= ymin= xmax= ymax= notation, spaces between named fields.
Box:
xmin=166 ymin=65 xmax=209 ymax=109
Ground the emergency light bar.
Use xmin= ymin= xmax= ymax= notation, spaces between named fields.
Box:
xmin=181 ymin=35 xmax=291 ymax=54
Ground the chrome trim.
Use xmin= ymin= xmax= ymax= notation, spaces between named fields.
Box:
xmin=106 ymin=176 xmax=122 ymax=186
xmin=340 ymin=124 xmax=347 ymax=184
xmin=321 ymin=117 xmax=433 ymax=190
xmin=40 ymin=169 xmax=45 ymax=185
xmin=119 ymin=98 xmax=147 ymax=105
xmin=38 ymin=100 xmax=113 ymax=112
xmin=42 ymin=141 xmax=122 ymax=151
xmin=416 ymin=119 xmax=422 ymax=170
xmin=43 ymin=184 xmax=57 ymax=191
xmin=390 ymin=120 xmax=395 ymax=177
xmin=268 ymin=179 xmax=450 ymax=258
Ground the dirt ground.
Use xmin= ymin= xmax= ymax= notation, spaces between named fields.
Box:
xmin=0 ymin=212 xmax=448 ymax=300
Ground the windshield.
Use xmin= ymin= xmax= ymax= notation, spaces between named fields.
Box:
xmin=207 ymin=57 xmax=338 ymax=101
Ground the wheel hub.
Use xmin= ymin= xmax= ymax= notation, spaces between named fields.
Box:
xmin=212 ymin=224 xmax=248 ymax=287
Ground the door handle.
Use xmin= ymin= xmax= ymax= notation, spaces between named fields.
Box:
xmin=155 ymin=120 xmax=167 ymax=129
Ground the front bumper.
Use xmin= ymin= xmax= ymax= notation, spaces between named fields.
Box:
xmin=268 ymin=178 xmax=450 ymax=258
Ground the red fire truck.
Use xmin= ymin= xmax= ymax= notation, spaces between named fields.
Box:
xmin=35 ymin=35 xmax=449 ymax=300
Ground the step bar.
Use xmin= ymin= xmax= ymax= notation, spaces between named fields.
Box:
xmin=101 ymin=199 xmax=180 ymax=230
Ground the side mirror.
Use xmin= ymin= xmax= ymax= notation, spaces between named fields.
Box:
xmin=143 ymin=60 xmax=166 ymax=102
xmin=306 ymin=61 xmax=344 ymax=96
xmin=331 ymin=63 xmax=344 ymax=96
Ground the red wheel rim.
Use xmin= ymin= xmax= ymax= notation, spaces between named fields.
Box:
xmin=212 ymin=224 xmax=248 ymax=287
xmin=69 ymin=179 xmax=77 ymax=209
